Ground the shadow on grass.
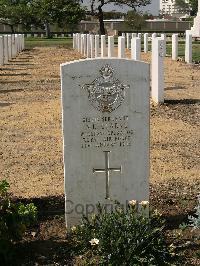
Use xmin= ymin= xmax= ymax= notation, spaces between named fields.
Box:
xmin=14 ymin=195 xmax=197 ymax=230
xmin=14 ymin=195 xmax=65 ymax=220
xmin=165 ymin=86 xmax=185 ymax=91
xmin=0 ymin=102 xmax=14 ymax=107
xmin=0 ymin=88 xmax=25 ymax=92
xmin=164 ymin=99 xmax=200 ymax=105
xmin=0 ymin=73 xmax=31 ymax=77
xmin=13 ymin=239 xmax=73 ymax=266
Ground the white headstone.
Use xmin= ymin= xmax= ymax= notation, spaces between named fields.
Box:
xmin=161 ymin=34 xmax=166 ymax=57
xmin=83 ymin=34 xmax=87 ymax=57
xmin=118 ymin=36 xmax=125 ymax=58
xmin=101 ymin=35 xmax=106 ymax=57
xmin=11 ymin=35 xmax=16 ymax=57
xmin=90 ymin=35 xmax=94 ymax=58
xmin=22 ymin=34 xmax=25 ymax=50
xmin=144 ymin=33 xmax=149 ymax=53
xmin=87 ymin=34 xmax=90 ymax=58
xmin=95 ymin=35 xmax=99 ymax=58
xmin=131 ymin=37 xmax=141 ymax=61
xmin=61 ymin=58 xmax=150 ymax=226
xmin=138 ymin=33 xmax=142 ymax=39
xmin=0 ymin=36 xmax=4 ymax=65
xmin=108 ymin=36 xmax=114 ymax=58
xmin=151 ymin=38 xmax=164 ymax=103
xmin=172 ymin=34 xmax=178 ymax=60
xmin=3 ymin=35 xmax=8 ymax=64
xmin=7 ymin=35 xmax=12 ymax=60
xmin=77 ymin=33 xmax=81 ymax=53
xmin=80 ymin=34 xmax=84 ymax=54
xmin=15 ymin=34 xmax=19 ymax=54
xmin=185 ymin=30 xmax=192 ymax=64
xmin=126 ymin=33 xmax=131 ymax=49
xmin=73 ymin=33 xmax=76 ymax=49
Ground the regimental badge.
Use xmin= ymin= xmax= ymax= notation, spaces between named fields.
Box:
xmin=82 ymin=64 xmax=130 ymax=113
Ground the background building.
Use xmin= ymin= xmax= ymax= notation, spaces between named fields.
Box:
xmin=160 ymin=0 xmax=190 ymax=15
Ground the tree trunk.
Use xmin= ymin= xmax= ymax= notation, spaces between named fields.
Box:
xmin=98 ymin=6 xmax=105 ymax=35
xmin=10 ymin=25 xmax=15 ymax=34
xmin=45 ymin=22 xmax=52 ymax=38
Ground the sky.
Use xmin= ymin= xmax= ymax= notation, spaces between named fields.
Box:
xmin=83 ymin=0 xmax=160 ymax=16
xmin=142 ymin=0 xmax=160 ymax=15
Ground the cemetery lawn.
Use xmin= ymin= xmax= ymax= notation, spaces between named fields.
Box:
xmin=0 ymin=45 xmax=199 ymax=265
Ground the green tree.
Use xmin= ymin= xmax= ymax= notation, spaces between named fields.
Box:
xmin=31 ymin=0 xmax=85 ymax=38
xmin=175 ymin=0 xmax=198 ymax=16
xmin=0 ymin=0 xmax=38 ymax=33
xmin=125 ymin=10 xmax=146 ymax=32
xmin=175 ymin=0 xmax=190 ymax=13
xmin=189 ymin=0 xmax=198 ymax=15
xmin=85 ymin=0 xmax=151 ymax=35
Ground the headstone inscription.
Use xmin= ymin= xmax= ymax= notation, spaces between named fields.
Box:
xmin=61 ymin=58 xmax=150 ymax=227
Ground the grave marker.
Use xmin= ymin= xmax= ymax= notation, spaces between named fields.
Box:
xmin=0 ymin=36 xmax=3 ymax=65
xmin=151 ymin=37 xmax=164 ymax=103
xmin=95 ymin=35 xmax=99 ymax=57
xmin=61 ymin=58 xmax=150 ymax=226
xmin=185 ymin=30 xmax=192 ymax=64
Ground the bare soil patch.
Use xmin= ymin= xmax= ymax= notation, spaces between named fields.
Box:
xmin=0 ymin=47 xmax=199 ymax=265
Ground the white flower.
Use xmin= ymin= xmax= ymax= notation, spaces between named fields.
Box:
xmin=91 ymin=214 xmax=96 ymax=221
xmin=154 ymin=209 xmax=162 ymax=217
xmin=140 ymin=201 xmax=149 ymax=208
xmin=89 ymin=238 xmax=99 ymax=246
xmin=129 ymin=200 xmax=137 ymax=207
xmin=71 ymin=226 xmax=76 ymax=232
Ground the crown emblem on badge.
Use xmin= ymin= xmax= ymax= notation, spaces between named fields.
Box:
xmin=82 ymin=64 xmax=129 ymax=113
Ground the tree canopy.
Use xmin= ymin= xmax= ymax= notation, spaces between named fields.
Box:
xmin=31 ymin=0 xmax=85 ymax=37
xmin=175 ymin=0 xmax=198 ymax=16
xmin=84 ymin=0 xmax=151 ymax=34
xmin=125 ymin=10 xmax=146 ymax=32
xmin=0 ymin=0 xmax=38 ymax=33
xmin=0 ymin=0 xmax=85 ymax=35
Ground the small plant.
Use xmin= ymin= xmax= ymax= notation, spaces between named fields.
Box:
xmin=68 ymin=201 xmax=178 ymax=265
xmin=188 ymin=194 xmax=200 ymax=230
xmin=0 ymin=179 xmax=37 ymax=264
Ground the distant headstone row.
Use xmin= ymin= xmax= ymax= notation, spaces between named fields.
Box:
xmin=25 ymin=33 xmax=73 ymax=38
xmin=73 ymin=33 xmax=166 ymax=104
xmin=0 ymin=34 xmax=25 ymax=65
xmin=73 ymin=32 xmax=193 ymax=64
xmin=72 ymin=32 xmax=194 ymax=104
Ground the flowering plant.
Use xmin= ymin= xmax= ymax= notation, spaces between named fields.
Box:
xmin=68 ymin=201 xmax=178 ymax=265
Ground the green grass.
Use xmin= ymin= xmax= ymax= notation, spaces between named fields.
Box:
xmin=166 ymin=42 xmax=200 ymax=62
xmin=25 ymin=37 xmax=73 ymax=49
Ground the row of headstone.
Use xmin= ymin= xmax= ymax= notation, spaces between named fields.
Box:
xmin=0 ymin=34 xmax=24 ymax=65
xmin=62 ymin=29 xmax=195 ymax=227
xmin=123 ymin=32 xmax=192 ymax=64
xmin=73 ymin=33 xmax=165 ymax=104
xmin=73 ymin=33 xmax=144 ymax=60
xmin=26 ymin=33 xmax=72 ymax=38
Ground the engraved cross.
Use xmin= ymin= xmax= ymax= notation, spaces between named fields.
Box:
xmin=93 ymin=151 xmax=122 ymax=199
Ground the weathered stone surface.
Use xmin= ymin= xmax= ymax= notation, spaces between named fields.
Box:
xmin=61 ymin=58 xmax=150 ymax=227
